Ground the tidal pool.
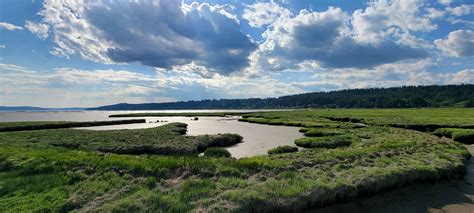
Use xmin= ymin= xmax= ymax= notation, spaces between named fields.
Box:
xmin=77 ymin=116 xmax=304 ymax=158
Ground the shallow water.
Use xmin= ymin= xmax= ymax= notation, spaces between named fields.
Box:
xmin=76 ymin=116 xmax=303 ymax=158
xmin=0 ymin=111 xmax=303 ymax=158
xmin=0 ymin=109 xmax=278 ymax=122
xmin=314 ymin=144 xmax=474 ymax=213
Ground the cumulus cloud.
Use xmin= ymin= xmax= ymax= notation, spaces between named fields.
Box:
xmin=254 ymin=6 xmax=428 ymax=71
xmin=447 ymin=4 xmax=474 ymax=16
xmin=352 ymin=0 xmax=437 ymax=45
xmin=291 ymin=60 xmax=474 ymax=91
xmin=426 ymin=7 xmax=445 ymax=19
xmin=0 ymin=22 xmax=23 ymax=31
xmin=242 ymin=1 xmax=291 ymax=28
xmin=25 ymin=21 xmax=49 ymax=40
xmin=36 ymin=0 xmax=256 ymax=75
xmin=0 ymin=64 xmax=169 ymax=107
xmin=0 ymin=62 xmax=304 ymax=107
xmin=435 ymin=30 xmax=474 ymax=57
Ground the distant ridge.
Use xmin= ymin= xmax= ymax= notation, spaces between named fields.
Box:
xmin=87 ymin=85 xmax=474 ymax=110
xmin=0 ymin=106 xmax=86 ymax=111
xmin=0 ymin=106 xmax=46 ymax=111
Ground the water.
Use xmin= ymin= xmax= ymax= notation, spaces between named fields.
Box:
xmin=0 ymin=109 xmax=280 ymax=122
xmin=0 ymin=110 xmax=303 ymax=158
xmin=76 ymin=116 xmax=303 ymax=158
xmin=314 ymin=144 xmax=474 ymax=213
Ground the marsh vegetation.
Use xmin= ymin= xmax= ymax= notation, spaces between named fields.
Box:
xmin=0 ymin=108 xmax=472 ymax=211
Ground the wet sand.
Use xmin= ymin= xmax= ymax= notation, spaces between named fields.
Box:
xmin=314 ymin=144 xmax=474 ymax=213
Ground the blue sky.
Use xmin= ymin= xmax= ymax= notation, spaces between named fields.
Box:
xmin=0 ymin=0 xmax=473 ymax=107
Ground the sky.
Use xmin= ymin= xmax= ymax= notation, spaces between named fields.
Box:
xmin=0 ymin=0 xmax=473 ymax=108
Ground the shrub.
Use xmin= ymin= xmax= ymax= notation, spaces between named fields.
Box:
xmin=299 ymin=128 xmax=309 ymax=133
xmin=295 ymin=135 xmax=353 ymax=148
xmin=204 ymin=148 xmax=231 ymax=158
xmin=267 ymin=146 xmax=298 ymax=155
xmin=145 ymin=176 xmax=156 ymax=189
xmin=172 ymin=123 xmax=188 ymax=135
xmin=303 ymin=128 xmax=342 ymax=137
xmin=208 ymin=134 xmax=243 ymax=147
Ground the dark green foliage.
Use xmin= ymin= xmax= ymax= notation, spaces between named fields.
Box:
xmin=90 ymin=85 xmax=474 ymax=110
xmin=267 ymin=146 xmax=298 ymax=155
xmin=204 ymin=148 xmax=231 ymax=158
xmin=295 ymin=135 xmax=353 ymax=148
xmin=0 ymin=119 xmax=145 ymax=132
xmin=303 ymin=128 xmax=342 ymax=137
xmin=145 ymin=177 xmax=156 ymax=189
xmin=205 ymin=134 xmax=243 ymax=147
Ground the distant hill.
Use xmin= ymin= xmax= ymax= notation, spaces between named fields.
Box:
xmin=0 ymin=106 xmax=86 ymax=111
xmin=88 ymin=85 xmax=474 ymax=110
xmin=0 ymin=106 xmax=47 ymax=111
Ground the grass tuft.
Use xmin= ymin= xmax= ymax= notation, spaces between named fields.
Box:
xmin=204 ymin=148 xmax=232 ymax=158
xmin=295 ymin=135 xmax=354 ymax=148
xmin=268 ymin=146 xmax=298 ymax=155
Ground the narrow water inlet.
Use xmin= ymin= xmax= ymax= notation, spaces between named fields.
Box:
xmin=314 ymin=144 xmax=474 ymax=213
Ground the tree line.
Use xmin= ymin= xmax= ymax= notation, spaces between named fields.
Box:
xmin=89 ymin=84 xmax=474 ymax=110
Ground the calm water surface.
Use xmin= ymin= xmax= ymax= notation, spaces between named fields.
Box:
xmin=0 ymin=110 xmax=303 ymax=158
xmin=0 ymin=109 xmax=278 ymax=122
xmin=314 ymin=144 xmax=474 ymax=213
xmin=77 ymin=116 xmax=303 ymax=158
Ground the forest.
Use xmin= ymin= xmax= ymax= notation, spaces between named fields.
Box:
xmin=89 ymin=85 xmax=474 ymax=110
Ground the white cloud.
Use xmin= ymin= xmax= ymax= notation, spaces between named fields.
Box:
xmin=242 ymin=1 xmax=291 ymax=28
xmin=0 ymin=64 xmax=166 ymax=107
xmin=154 ymin=68 xmax=303 ymax=99
xmin=352 ymin=0 xmax=437 ymax=45
xmin=25 ymin=21 xmax=49 ymax=40
xmin=0 ymin=63 xmax=37 ymax=74
xmin=0 ymin=45 xmax=5 ymax=48
xmin=0 ymin=22 xmax=23 ymax=31
xmin=35 ymin=0 xmax=255 ymax=75
xmin=0 ymin=62 xmax=303 ymax=107
xmin=290 ymin=59 xmax=474 ymax=91
xmin=435 ymin=30 xmax=474 ymax=57
xmin=53 ymin=68 xmax=154 ymax=84
xmin=426 ymin=7 xmax=445 ymax=19
xmin=446 ymin=69 xmax=474 ymax=84
xmin=253 ymin=5 xmax=427 ymax=72
xmin=438 ymin=0 xmax=453 ymax=6
xmin=447 ymin=4 xmax=474 ymax=16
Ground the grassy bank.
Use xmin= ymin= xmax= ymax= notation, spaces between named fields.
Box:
xmin=240 ymin=108 xmax=474 ymax=142
xmin=0 ymin=123 xmax=242 ymax=155
xmin=0 ymin=108 xmax=472 ymax=211
xmin=434 ymin=128 xmax=474 ymax=144
xmin=0 ymin=119 xmax=146 ymax=132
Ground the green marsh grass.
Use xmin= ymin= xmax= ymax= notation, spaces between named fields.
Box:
xmin=267 ymin=146 xmax=299 ymax=155
xmin=0 ymin=108 xmax=472 ymax=211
